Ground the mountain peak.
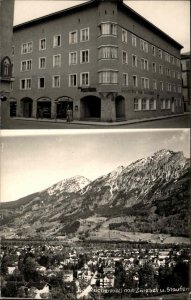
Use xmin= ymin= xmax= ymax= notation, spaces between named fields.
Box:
xmin=47 ymin=175 xmax=91 ymax=195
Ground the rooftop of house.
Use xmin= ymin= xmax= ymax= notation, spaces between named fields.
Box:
xmin=13 ymin=0 xmax=183 ymax=50
xmin=181 ymin=52 xmax=191 ymax=59
xmin=27 ymin=281 xmax=48 ymax=290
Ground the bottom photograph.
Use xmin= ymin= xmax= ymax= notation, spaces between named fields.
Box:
xmin=0 ymin=129 xmax=190 ymax=300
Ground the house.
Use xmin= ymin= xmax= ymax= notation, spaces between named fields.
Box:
xmin=27 ymin=282 xmax=49 ymax=299
xmin=63 ymin=270 xmax=74 ymax=282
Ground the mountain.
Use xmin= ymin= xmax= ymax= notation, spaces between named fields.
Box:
xmin=1 ymin=150 xmax=190 ymax=244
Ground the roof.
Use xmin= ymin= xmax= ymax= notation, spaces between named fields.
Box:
xmin=181 ymin=52 xmax=191 ymax=59
xmin=13 ymin=0 xmax=96 ymax=31
xmin=13 ymin=0 xmax=183 ymax=50
xmin=27 ymin=281 xmax=48 ymax=290
xmin=120 ymin=2 xmax=183 ymax=50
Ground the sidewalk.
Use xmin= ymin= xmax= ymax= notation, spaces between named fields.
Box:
xmin=13 ymin=112 xmax=190 ymax=126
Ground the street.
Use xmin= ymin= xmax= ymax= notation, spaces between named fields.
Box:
xmin=1 ymin=114 xmax=190 ymax=129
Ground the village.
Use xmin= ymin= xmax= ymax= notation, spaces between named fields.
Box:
xmin=1 ymin=241 xmax=189 ymax=299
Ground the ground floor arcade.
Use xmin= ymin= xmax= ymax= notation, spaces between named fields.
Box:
xmin=9 ymin=92 xmax=184 ymax=122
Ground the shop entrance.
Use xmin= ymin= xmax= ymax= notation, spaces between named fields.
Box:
xmin=37 ymin=100 xmax=51 ymax=118
xmin=56 ymin=98 xmax=73 ymax=119
xmin=21 ymin=98 xmax=32 ymax=118
xmin=10 ymin=101 xmax=17 ymax=117
xmin=115 ymin=95 xmax=125 ymax=119
xmin=81 ymin=96 xmax=101 ymax=119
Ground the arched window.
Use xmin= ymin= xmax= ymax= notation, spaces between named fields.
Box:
xmin=1 ymin=56 xmax=12 ymax=79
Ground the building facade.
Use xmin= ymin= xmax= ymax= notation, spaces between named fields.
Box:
xmin=0 ymin=0 xmax=15 ymax=100
xmin=10 ymin=0 xmax=183 ymax=122
xmin=181 ymin=52 xmax=190 ymax=112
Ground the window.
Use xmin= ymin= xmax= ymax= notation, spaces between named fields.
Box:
xmin=53 ymin=54 xmax=61 ymax=67
xmin=38 ymin=77 xmax=45 ymax=89
xmin=98 ymin=46 xmax=118 ymax=59
xmin=152 ymin=62 xmax=156 ymax=73
xmin=173 ymin=84 xmax=176 ymax=92
xmin=21 ymin=42 xmax=33 ymax=54
xmin=142 ymin=99 xmax=147 ymax=110
xmin=69 ymin=52 xmax=77 ymax=65
xmin=181 ymin=60 xmax=187 ymax=71
xmin=80 ymin=72 xmax=89 ymax=86
xmin=132 ymin=55 xmax=137 ymax=67
xmin=152 ymin=46 xmax=156 ymax=56
xmin=171 ymin=56 xmax=175 ymax=64
xmin=53 ymin=35 xmax=61 ymax=47
xmin=80 ymin=28 xmax=89 ymax=42
xmin=159 ymin=65 xmax=163 ymax=75
xmin=20 ymin=78 xmax=31 ymax=90
xmin=158 ymin=49 xmax=162 ymax=59
xmin=161 ymin=99 xmax=166 ymax=109
xmin=69 ymin=31 xmax=78 ymax=44
xmin=122 ymin=29 xmax=127 ymax=43
xmin=3 ymin=60 xmax=9 ymax=76
xmin=21 ymin=60 xmax=32 ymax=71
xmin=100 ymin=22 xmax=117 ymax=36
xmin=132 ymin=75 xmax=138 ymax=87
xmin=141 ymin=77 xmax=149 ymax=89
xmin=52 ymin=75 xmax=60 ymax=88
xmin=1 ymin=57 xmax=12 ymax=78
xmin=178 ymin=85 xmax=182 ymax=93
xmin=165 ymin=52 xmax=171 ymax=63
xmin=176 ymin=58 xmax=180 ymax=67
xmin=80 ymin=50 xmax=89 ymax=63
xmin=153 ymin=79 xmax=157 ymax=90
xmin=140 ymin=39 xmax=148 ymax=52
xmin=166 ymin=68 xmax=170 ymax=77
xmin=134 ymin=98 xmax=141 ymax=110
xmin=172 ymin=70 xmax=175 ymax=78
xmin=122 ymin=73 xmax=128 ymax=86
xmin=167 ymin=99 xmax=171 ymax=109
xmin=177 ymin=72 xmax=181 ymax=79
xmin=98 ymin=70 xmax=118 ymax=84
xmin=12 ymin=46 xmax=15 ymax=56
xmin=39 ymin=57 xmax=46 ymax=69
xmin=39 ymin=38 xmax=46 ymax=50
xmin=69 ymin=74 xmax=77 ymax=87
xmin=150 ymin=99 xmax=156 ymax=110
xmin=182 ymin=73 xmax=187 ymax=87
xmin=160 ymin=81 xmax=164 ymax=91
xmin=122 ymin=51 xmax=128 ymax=64
xmin=166 ymin=83 xmax=171 ymax=92
xmin=141 ymin=58 xmax=149 ymax=70
xmin=132 ymin=34 xmax=136 ymax=47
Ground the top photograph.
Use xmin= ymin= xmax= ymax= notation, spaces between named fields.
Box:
xmin=0 ymin=0 xmax=190 ymax=129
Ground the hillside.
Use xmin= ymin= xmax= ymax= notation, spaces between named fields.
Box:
xmin=1 ymin=150 xmax=190 ymax=243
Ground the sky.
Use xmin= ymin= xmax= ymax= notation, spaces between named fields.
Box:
xmin=1 ymin=129 xmax=190 ymax=202
xmin=13 ymin=0 xmax=190 ymax=53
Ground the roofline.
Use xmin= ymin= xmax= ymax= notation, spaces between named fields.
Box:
xmin=120 ymin=1 xmax=183 ymax=50
xmin=13 ymin=0 xmax=95 ymax=31
xmin=13 ymin=0 xmax=183 ymax=50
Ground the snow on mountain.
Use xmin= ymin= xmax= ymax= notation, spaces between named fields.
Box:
xmin=47 ymin=175 xmax=91 ymax=195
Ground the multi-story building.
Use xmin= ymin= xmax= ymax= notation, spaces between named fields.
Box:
xmin=10 ymin=0 xmax=183 ymax=122
xmin=181 ymin=52 xmax=190 ymax=112
xmin=0 ymin=0 xmax=15 ymax=119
